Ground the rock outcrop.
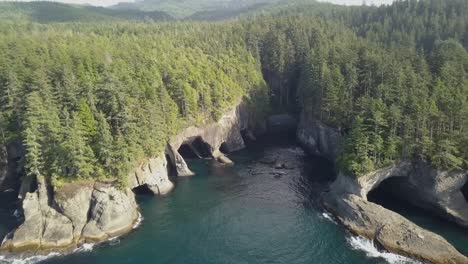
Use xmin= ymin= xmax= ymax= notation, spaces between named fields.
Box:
xmin=298 ymin=115 xmax=468 ymax=262
xmin=0 ymin=101 xmax=255 ymax=257
xmin=297 ymin=113 xmax=341 ymax=162
xmin=1 ymin=177 xmax=139 ymax=255
xmin=323 ymin=193 xmax=468 ymax=264
xmin=167 ymin=102 xmax=249 ymax=176
xmin=127 ymin=154 xmax=174 ymax=195
xmin=324 ymin=166 xmax=468 ymax=263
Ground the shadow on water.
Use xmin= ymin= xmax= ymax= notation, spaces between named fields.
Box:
xmin=6 ymin=129 xmax=468 ymax=264
xmin=0 ymin=191 xmax=20 ymax=240
xmin=368 ymin=179 xmax=468 ymax=254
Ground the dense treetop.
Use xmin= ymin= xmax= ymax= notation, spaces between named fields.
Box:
xmin=0 ymin=0 xmax=466 ymax=184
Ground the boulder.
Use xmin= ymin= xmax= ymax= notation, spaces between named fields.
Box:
xmin=217 ymin=154 xmax=234 ymax=165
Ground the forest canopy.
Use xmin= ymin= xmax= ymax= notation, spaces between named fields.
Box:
xmin=0 ymin=0 xmax=466 ymax=184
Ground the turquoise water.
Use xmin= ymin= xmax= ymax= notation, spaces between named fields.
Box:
xmin=0 ymin=138 xmax=466 ymax=264
xmin=369 ymin=183 xmax=468 ymax=255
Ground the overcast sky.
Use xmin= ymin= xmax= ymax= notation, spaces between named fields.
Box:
xmin=0 ymin=0 xmax=396 ymax=7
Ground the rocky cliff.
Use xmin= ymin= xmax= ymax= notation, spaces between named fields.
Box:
xmin=1 ymin=177 xmax=138 ymax=255
xmin=298 ymin=114 xmax=468 ymax=263
xmin=127 ymin=155 xmax=174 ymax=195
xmin=166 ymin=101 xmax=250 ymax=176
xmin=297 ymin=112 xmax=342 ymax=162
xmin=0 ymin=142 xmax=23 ymax=192
xmin=0 ymin=145 xmax=7 ymax=190
xmin=0 ymin=101 xmax=254 ymax=257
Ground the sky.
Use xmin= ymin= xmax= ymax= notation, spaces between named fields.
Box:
xmin=0 ymin=0 xmax=396 ymax=7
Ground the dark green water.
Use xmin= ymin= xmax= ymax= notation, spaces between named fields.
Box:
xmin=0 ymin=138 xmax=466 ymax=264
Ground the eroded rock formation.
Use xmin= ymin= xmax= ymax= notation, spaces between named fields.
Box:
xmin=1 ymin=177 xmax=139 ymax=255
xmin=1 ymin=101 xmax=255 ymax=257
xmin=167 ymin=101 xmax=249 ymax=176
xmin=323 ymin=193 xmax=468 ymax=264
xmin=297 ymin=113 xmax=342 ymax=162
xmin=298 ymin=115 xmax=468 ymax=263
xmin=127 ymin=154 xmax=174 ymax=195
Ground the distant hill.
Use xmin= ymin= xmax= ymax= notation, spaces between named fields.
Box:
xmin=112 ymin=0 xmax=286 ymax=19
xmin=0 ymin=1 xmax=173 ymax=23
xmin=185 ymin=0 xmax=336 ymax=21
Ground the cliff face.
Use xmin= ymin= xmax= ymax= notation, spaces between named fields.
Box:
xmin=0 ymin=145 xmax=7 ymax=190
xmin=166 ymin=101 xmax=250 ymax=176
xmin=1 ymin=177 xmax=139 ymax=254
xmin=298 ymin=113 xmax=468 ymax=263
xmin=296 ymin=112 xmax=341 ymax=162
xmin=0 ymin=142 xmax=23 ymax=192
xmin=0 ymin=101 xmax=253 ymax=257
xmin=127 ymin=155 xmax=174 ymax=195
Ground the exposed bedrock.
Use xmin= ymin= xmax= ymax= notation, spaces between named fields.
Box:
xmin=127 ymin=154 xmax=174 ymax=195
xmin=297 ymin=112 xmax=342 ymax=162
xmin=298 ymin=115 xmax=468 ymax=262
xmin=166 ymin=101 xmax=250 ymax=176
xmin=0 ymin=101 xmax=257 ymax=256
xmin=323 ymin=193 xmax=468 ymax=264
xmin=0 ymin=177 xmax=139 ymax=255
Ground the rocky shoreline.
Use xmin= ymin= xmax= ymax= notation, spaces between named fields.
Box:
xmin=2 ymin=104 xmax=468 ymax=263
xmin=0 ymin=101 xmax=254 ymax=258
xmin=298 ymin=114 xmax=468 ymax=264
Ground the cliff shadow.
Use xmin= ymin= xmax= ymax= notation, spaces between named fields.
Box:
xmin=462 ymin=181 xmax=468 ymax=203
xmin=368 ymin=177 xmax=468 ymax=254
xmin=177 ymin=136 xmax=212 ymax=160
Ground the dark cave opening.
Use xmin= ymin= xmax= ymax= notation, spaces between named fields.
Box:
xmin=165 ymin=154 xmax=177 ymax=180
xmin=178 ymin=144 xmax=198 ymax=159
xmin=133 ymin=184 xmax=154 ymax=195
xmin=462 ymin=181 xmax=468 ymax=203
xmin=219 ymin=142 xmax=230 ymax=154
xmin=191 ymin=137 xmax=212 ymax=158
xmin=367 ymin=177 xmax=468 ymax=253
xmin=177 ymin=137 xmax=212 ymax=159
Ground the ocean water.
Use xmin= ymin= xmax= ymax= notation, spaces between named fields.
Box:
xmin=0 ymin=137 xmax=465 ymax=264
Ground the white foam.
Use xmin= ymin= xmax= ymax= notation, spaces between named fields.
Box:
xmin=73 ymin=243 xmax=95 ymax=253
xmin=1 ymin=213 xmax=145 ymax=263
xmin=0 ymin=252 xmax=60 ymax=264
xmin=12 ymin=210 xmax=20 ymax=219
xmin=347 ymin=236 xmax=421 ymax=264
xmin=133 ymin=213 xmax=143 ymax=229
xmin=321 ymin=212 xmax=337 ymax=224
